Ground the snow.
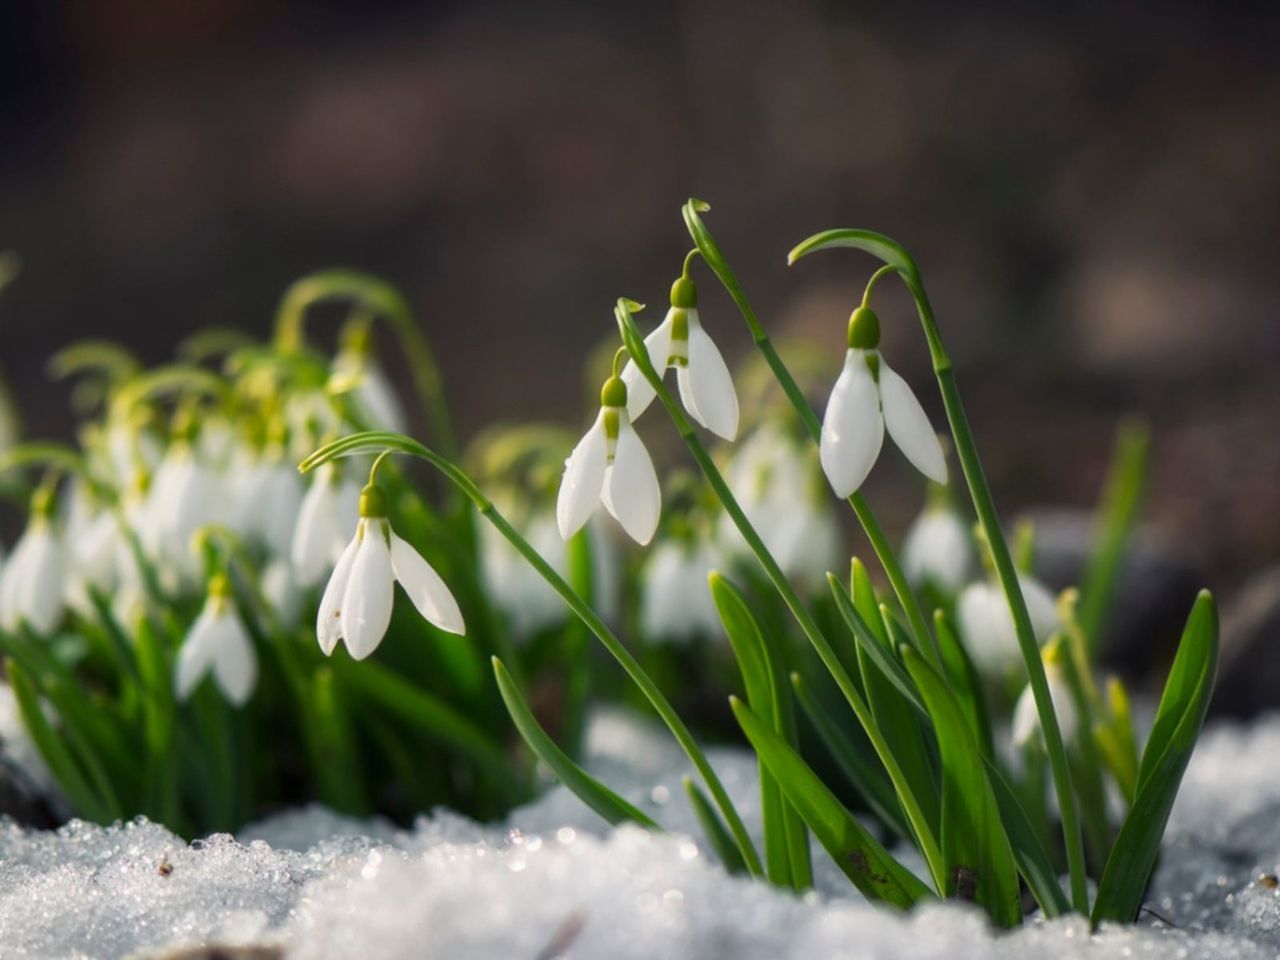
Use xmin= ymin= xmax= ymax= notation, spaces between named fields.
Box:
xmin=4 ymin=710 xmax=1280 ymax=959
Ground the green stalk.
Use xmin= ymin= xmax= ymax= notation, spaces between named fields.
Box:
xmin=788 ymin=228 xmax=1089 ymax=914
xmin=274 ymin=269 xmax=459 ymax=461
xmin=617 ymin=301 xmax=947 ymax=894
xmin=300 ymin=432 xmax=763 ymax=878
xmin=681 ymin=200 xmax=940 ymax=669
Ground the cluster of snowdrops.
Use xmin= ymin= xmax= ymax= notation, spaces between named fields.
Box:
xmin=0 ymin=203 xmax=1217 ymax=931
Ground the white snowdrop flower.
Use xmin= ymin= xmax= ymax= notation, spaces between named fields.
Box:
xmin=620 ymin=274 xmax=738 ymax=440
xmin=149 ymin=440 xmax=225 ymax=584
xmin=901 ymin=500 xmax=972 ymax=594
xmin=819 ymin=306 xmax=947 ymax=498
xmin=1012 ymin=645 xmax=1078 ymax=750
xmin=174 ymin=574 xmax=257 ymax=706
xmin=332 ymin=326 xmax=408 ymax=434
xmin=292 ymin=462 xmax=362 ymax=588
xmin=262 ymin=558 xmax=302 ymax=631
xmin=480 ymin=503 xmax=567 ymax=640
xmin=316 ymin=482 xmax=464 ymax=660
xmin=556 ymin=375 xmax=661 ymax=546
xmin=640 ymin=540 xmax=721 ymax=643
xmin=957 ymin=574 xmax=1062 ymax=677
xmin=0 ymin=492 xmax=66 ymax=634
xmin=255 ymin=450 xmax=305 ymax=557
xmin=721 ymin=422 xmax=839 ymax=588
xmin=61 ymin=480 xmax=119 ymax=614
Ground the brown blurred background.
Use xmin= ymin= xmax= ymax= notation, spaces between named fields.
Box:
xmin=1 ymin=0 xmax=1277 ymax=606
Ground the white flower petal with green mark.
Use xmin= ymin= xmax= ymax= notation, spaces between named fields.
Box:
xmin=175 ymin=601 xmax=258 ymax=707
xmin=679 ymin=312 xmax=738 ymax=441
xmin=879 ymin=359 xmax=947 ymax=484
xmin=820 ymin=349 xmax=884 ymax=498
xmin=391 ymin=533 xmax=464 ymax=635
xmin=601 ymin=419 xmax=661 ymax=545
xmin=620 ymin=314 xmax=674 ymax=420
xmin=316 ymin=535 xmax=359 ymax=655
xmin=341 ymin=520 xmax=395 ymax=661
xmin=556 ymin=411 xmax=608 ymax=541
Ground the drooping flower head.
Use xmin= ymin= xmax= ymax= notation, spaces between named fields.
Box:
xmin=820 ymin=305 xmax=947 ymax=498
xmin=957 ymin=572 xmax=1062 ymax=678
xmin=621 ymin=270 xmax=738 ymax=441
xmin=0 ymin=485 xmax=66 ymax=635
xmin=316 ymin=481 xmax=464 ymax=660
xmin=174 ymin=573 xmax=257 ymax=707
xmin=901 ymin=486 xmax=973 ymax=595
xmin=556 ymin=373 xmax=661 ymax=546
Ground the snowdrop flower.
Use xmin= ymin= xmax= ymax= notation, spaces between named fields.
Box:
xmin=820 ymin=305 xmax=946 ymax=498
xmin=1011 ymin=642 xmax=1078 ymax=750
xmin=957 ymin=573 xmax=1062 ymax=677
xmin=316 ymin=482 xmax=464 ymax=660
xmin=262 ymin=558 xmax=302 ymax=631
xmin=0 ymin=489 xmax=66 ymax=634
xmin=722 ymin=421 xmax=839 ymax=587
xmin=640 ymin=539 xmax=721 ymax=643
xmin=62 ymin=480 xmax=119 ymax=613
xmin=253 ymin=448 xmax=305 ymax=557
xmin=332 ymin=323 xmax=407 ymax=434
xmin=901 ymin=497 xmax=972 ymax=594
xmin=149 ymin=437 xmax=225 ymax=584
xmin=174 ymin=574 xmax=257 ymax=706
xmin=620 ymin=273 xmax=738 ymax=440
xmin=556 ymin=375 xmax=661 ymax=546
xmin=291 ymin=462 xmax=362 ymax=587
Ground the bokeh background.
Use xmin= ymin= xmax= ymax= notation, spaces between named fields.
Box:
xmin=2 ymin=1 xmax=1277 ymax=698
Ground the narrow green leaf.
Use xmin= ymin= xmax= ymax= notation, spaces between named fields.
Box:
xmin=710 ymin=572 xmax=810 ymax=890
xmin=493 ymin=657 xmax=659 ymax=830
xmin=731 ymin=696 xmax=931 ymax=909
xmin=791 ymin=671 xmax=910 ymax=839
xmin=983 ymin=756 xmax=1071 ymax=917
xmin=1093 ymin=590 xmax=1218 ymax=925
xmin=1079 ymin=420 xmax=1149 ymax=654
xmin=902 ymin=646 xmax=1021 ymax=927
xmin=933 ymin=609 xmax=995 ymax=759
xmin=682 ymin=776 xmax=747 ymax=875
xmin=827 ymin=574 xmax=925 ymax=716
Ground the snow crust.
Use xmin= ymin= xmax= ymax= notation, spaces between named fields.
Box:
xmin=3 ymin=710 xmax=1280 ymax=959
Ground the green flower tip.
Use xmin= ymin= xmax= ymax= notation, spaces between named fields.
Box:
xmin=208 ymin=572 xmax=233 ymax=599
xmin=670 ymin=276 xmax=697 ymax=309
xmin=847 ymin=306 xmax=880 ymax=350
xmin=687 ymin=197 xmax=711 ymax=213
xmin=600 ymin=376 xmax=628 ymax=409
xmin=359 ymin=481 xmax=389 ymax=518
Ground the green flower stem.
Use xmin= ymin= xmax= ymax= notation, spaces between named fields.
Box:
xmin=788 ymin=228 xmax=1089 ymax=914
xmin=300 ymin=431 xmax=764 ymax=878
xmin=617 ymin=301 xmax=948 ymax=895
xmin=274 ymin=269 xmax=459 ymax=462
xmin=680 ymin=200 xmax=940 ymax=671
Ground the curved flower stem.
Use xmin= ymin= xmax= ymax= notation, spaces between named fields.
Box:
xmin=788 ymin=227 xmax=1088 ymax=914
xmin=274 ymin=269 xmax=459 ymax=464
xmin=681 ymin=200 xmax=941 ymax=670
xmin=301 ymin=431 xmax=764 ymax=878
xmin=617 ymin=301 xmax=948 ymax=895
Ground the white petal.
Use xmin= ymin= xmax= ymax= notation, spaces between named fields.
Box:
xmin=601 ymin=419 xmax=661 ymax=545
xmin=819 ymin=349 xmax=884 ymax=498
xmin=11 ymin=528 xmax=65 ymax=635
xmin=390 ymin=533 xmax=465 ymax=635
xmin=681 ymin=313 xmax=739 ymax=440
xmin=902 ymin=509 xmax=972 ymax=593
xmin=621 ymin=314 xmax=674 ymax=420
xmin=957 ymin=582 xmax=1021 ymax=677
xmin=341 ymin=521 xmax=394 ymax=660
xmin=212 ymin=617 xmax=257 ymax=707
xmin=293 ymin=471 xmax=344 ymax=587
xmin=1020 ymin=575 xmax=1062 ymax=644
xmin=555 ymin=412 xmax=608 ymax=541
xmin=879 ymin=359 xmax=947 ymax=484
xmin=316 ymin=535 xmax=359 ymax=655
xmin=260 ymin=463 xmax=303 ymax=556
xmin=1012 ymin=668 xmax=1077 ymax=750
xmin=174 ymin=609 xmax=219 ymax=701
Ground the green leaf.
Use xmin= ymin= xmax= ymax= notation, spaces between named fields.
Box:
xmin=1079 ymin=420 xmax=1149 ymax=655
xmin=1092 ymin=590 xmax=1218 ymax=925
xmin=933 ymin=609 xmax=995 ymax=759
xmin=827 ymin=574 xmax=925 ymax=716
xmin=902 ymin=646 xmax=1022 ymax=927
xmin=710 ymin=572 xmax=810 ymax=890
xmin=682 ymin=776 xmax=747 ymax=875
xmin=983 ymin=756 xmax=1071 ymax=917
xmin=730 ymin=696 xmax=932 ymax=909
xmin=790 ymin=671 xmax=910 ymax=840
xmin=493 ymin=657 xmax=659 ymax=830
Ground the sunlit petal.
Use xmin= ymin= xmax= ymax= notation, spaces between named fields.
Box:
xmin=212 ymin=616 xmax=258 ymax=707
xmin=555 ymin=411 xmax=608 ymax=540
xmin=682 ymin=313 xmax=739 ymax=440
xmin=391 ymin=533 xmax=465 ymax=635
xmin=316 ymin=534 xmax=359 ymax=655
xmin=879 ymin=359 xmax=947 ymax=484
xmin=621 ymin=314 xmax=674 ymax=420
xmin=819 ymin=349 xmax=884 ymax=498
xmin=601 ymin=419 xmax=660 ymax=545
xmin=341 ymin=520 xmax=394 ymax=660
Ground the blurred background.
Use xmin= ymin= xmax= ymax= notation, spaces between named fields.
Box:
xmin=1 ymin=1 xmax=1277 ymax=702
